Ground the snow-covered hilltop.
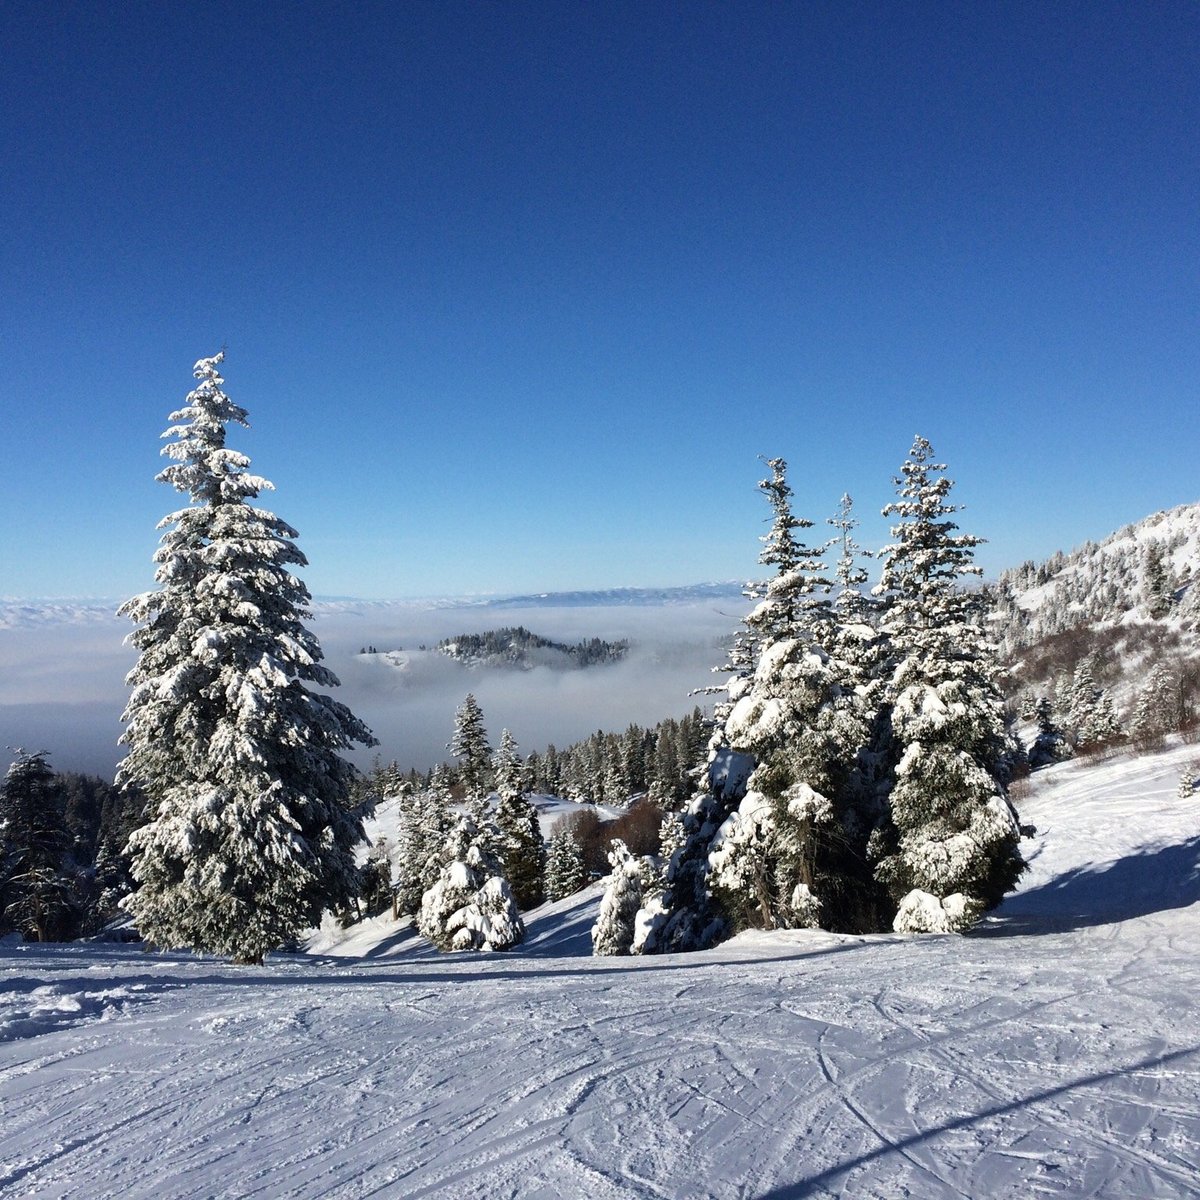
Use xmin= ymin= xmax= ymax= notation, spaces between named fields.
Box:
xmin=991 ymin=501 xmax=1200 ymax=653
xmin=434 ymin=626 xmax=630 ymax=670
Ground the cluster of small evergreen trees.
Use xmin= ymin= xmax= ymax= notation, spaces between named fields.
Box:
xmin=593 ymin=438 xmax=1028 ymax=955
xmin=437 ymin=626 xmax=629 ymax=669
xmin=0 ymin=751 xmax=143 ymax=941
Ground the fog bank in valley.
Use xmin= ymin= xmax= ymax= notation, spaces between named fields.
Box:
xmin=0 ymin=598 xmax=748 ymax=780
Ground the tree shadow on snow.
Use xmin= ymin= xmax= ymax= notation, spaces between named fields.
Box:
xmin=755 ymin=1043 xmax=1200 ymax=1199
xmin=3 ymin=938 xmax=867 ymax=997
xmin=974 ymin=834 xmax=1200 ymax=938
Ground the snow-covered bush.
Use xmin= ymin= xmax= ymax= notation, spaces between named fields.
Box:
xmin=592 ymin=840 xmax=655 ymax=956
xmin=418 ymin=817 xmax=523 ymax=952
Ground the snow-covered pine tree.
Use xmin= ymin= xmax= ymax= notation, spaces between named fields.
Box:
xmin=492 ymin=730 xmax=545 ymax=909
xmin=543 ymin=822 xmax=588 ymax=901
xmin=871 ymin=436 xmax=1025 ymax=934
xmin=1028 ymin=695 xmax=1074 ymax=767
xmin=1130 ymin=662 xmax=1179 ymax=745
xmin=417 ymin=815 xmax=523 ymax=951
xmin=706 ymin=463 xmax=888 ymax=935
xmin=1067 ymin=659 xmax=1122 ymax=749
xmin=1143 ymin=542 xmax=1173 ymax=618
xmin=636 ymin=457 xmax=861 ymax=950
xmin=743 ymin=456 xmax=829 ymax=646
xmin=592 ymin=840 xmax=653 ymax=956
xmin=359 ymin=836 xmax=395 ymax=918
xmin=0 ymin=752 xmax=73 ymax=942
xmin=118 ymin=353 xmax=377 ymax=964
xmin=393 ymin=774 xmax=454 ymax=916
xmin=448 ymin=694 xmax=492 ymax=799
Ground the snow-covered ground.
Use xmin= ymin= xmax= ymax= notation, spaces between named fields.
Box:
xmin=3 ymin=744 xmax=1199 ymax=1198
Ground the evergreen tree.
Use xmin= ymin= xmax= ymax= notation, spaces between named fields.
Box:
xmin=705 ymin=463 xmax=883 ymax=936
xmin=394 ymin=776 xmax=453 ymax=916
xmin=492 ymin=730 xmax=546 ymax=909
xmin=1143 ymin=542 xmax=1173 ymax=618
xmin=0 ymin=752 xmax=73 ymax=942
xmin=1067 ymin=659 xmax=1122 ymax=748
xmin=543 ymin=823 xmax=588 ymax=901
xmin=592 ymin=840 xmax=651 ymax=956
xmin=417 ymin=816 xmax=523 ymax=951
xmin=359 ymin=837 xmax=395 ymax=918
xmin=448 ymin=694 xmax=492 ymax=799
xmin=743 ymin=457 xmax=832 ymax=646
xmin=871 ymin=436 xmax=1024 ymax=933
xmin=1130 ymin=662 xmax=1178 ymax=745
xmin=118 ymin=353 xmax=376 ymax=964
xmin=1028 ymin=695 xmax=1074 ymax=768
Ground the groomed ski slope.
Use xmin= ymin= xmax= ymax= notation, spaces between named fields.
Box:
xmin=3 ymin=744 xmax=1199 ymax=1199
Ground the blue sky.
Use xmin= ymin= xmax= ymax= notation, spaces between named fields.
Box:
xmin=2 ymin=1 xmax=1196 ymax=600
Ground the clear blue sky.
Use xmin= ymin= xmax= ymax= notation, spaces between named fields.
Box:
xmin=2 ymin=1 xmax=1196 ymax=599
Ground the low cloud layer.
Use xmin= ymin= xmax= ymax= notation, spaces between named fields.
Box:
xmin=0 ymin=599 xmax=747 ymax=780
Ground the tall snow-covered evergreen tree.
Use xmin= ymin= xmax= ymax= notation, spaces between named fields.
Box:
xmin=492 ymin=730 xmax=545 ymax=909
xmin=637 ymin=457 xmax=866 ymax=950
xmin=0 ymin=752 xmax=73 ymax=942
xmin=871 ymin=436 xmax=1024 ymax=933
xmin=448 ymin=694 xmax=492 ymax=798
xmin=713 ymin=473 xmax=883 ymax=935
xmin=118 ymin=353 xmax=377 ymax=964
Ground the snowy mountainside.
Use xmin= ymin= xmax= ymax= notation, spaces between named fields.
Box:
xmin=3 ymin=743 xmax=1199 ymax=1197
xmin=991 ymin=500 xmax=1200 ymax=653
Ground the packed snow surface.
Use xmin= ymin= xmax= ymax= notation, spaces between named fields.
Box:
xmin=4 ymin=744 xmax=1200 ymax=1198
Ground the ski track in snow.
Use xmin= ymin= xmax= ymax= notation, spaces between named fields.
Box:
xmin=3 ymin=745 xmax=1200 ymax=1198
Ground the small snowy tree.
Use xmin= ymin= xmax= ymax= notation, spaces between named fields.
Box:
xmin=492 ymin=730 xmax=545 ymax=909
xmin=1067 ymin=659 xmax=1122 ymax=749
xmin=871 ymin=436 xmax=1025 ymax=933
xmin=448 ymin=694 xmax=492 ymax=799
xmin=417 ymin=816 xmax=523 ymax=951
xmin=393 ymin=776 xmax=453 ymax=916
xmin=0 ymin=752 xmax=73 ymax=942
xmin=1130 ymin=662 xmax=1179 ymax=745
xmin=592 ymin=840 xmax=653 ymax=956
xmin=1143 ymin=542 xmax=1173 ymax=618
xmin=118 ymin=353 xmax=377 ymax=964
xmin=544 ymin=823 xmax=588 ymax=901
xmin=1028 ymin=696 xmax=1073 ymax=768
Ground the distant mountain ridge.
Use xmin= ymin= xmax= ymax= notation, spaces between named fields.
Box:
xmin=479 ymin=583 xmax=747 ymax=609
